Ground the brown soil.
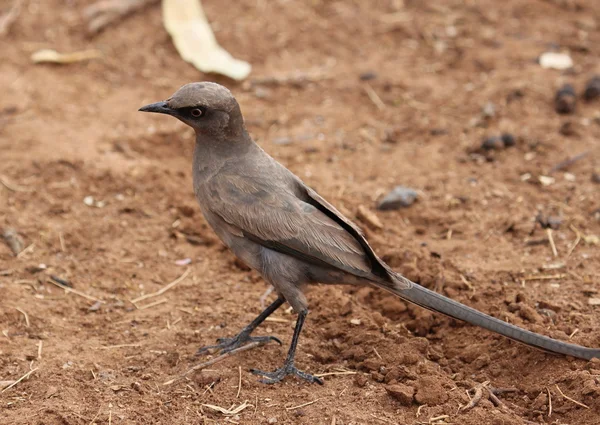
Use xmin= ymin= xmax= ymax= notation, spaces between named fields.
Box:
xmin=2 ymin=1 xmax=600 ymax=424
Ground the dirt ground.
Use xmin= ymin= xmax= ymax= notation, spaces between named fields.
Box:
xmin=1 ymin=0 xmax=600 ymax=424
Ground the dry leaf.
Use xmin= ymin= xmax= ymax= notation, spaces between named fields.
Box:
xmin=162 ymin=0 xmax=251 ymax=81
xmin=31 ymin=49 xmax=102 ymax=64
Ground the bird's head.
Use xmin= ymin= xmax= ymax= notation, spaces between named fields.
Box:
xmin=139 ymin=82 xmax=244 ymax=137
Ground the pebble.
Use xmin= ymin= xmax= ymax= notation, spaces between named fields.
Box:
xmin=481 ymin=136 xmax=504 ymax=150
xmin=359 ymin=71 xmax=377 ymax=81
xmin=481 ymin=133 xmax=516 ymax=150
xmin=555 ymin=84 xmax=576 ymax=114
xmin=584 ymin=75 xmax=600 ymax=101
xmin=539 ymin=52 xmax=573 ymax=70
xmin=501 ymin=133 xmax=516 ymax=146
xmin=377 ymin=186 xmax=418 ymax=210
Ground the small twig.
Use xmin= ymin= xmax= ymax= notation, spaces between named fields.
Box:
xmin=555 ymin=384 xmax=589 ymax=409
xmin=363 ymin=83 xmax=386 ymax=110
xmin=0 ymin=0 xmax=23 ymax=36
xmin=47 ymin=276 xmax=105 ymax=303
xmin=1 ymin=367 xmax=38 ymax=393
xmin=286 ymin=399 xmax=320 ymax=410
xmin=95 ymin=343 xmax=142 ymax=350
xmin=136 ymin=299 xmax=167 ymax=310
xmin=59 ymin=232 xmax=66 ymax=252
xmin=459 ymin=380 xmax=489 ymax=412
xmin=163 ymin=341 xmax=265 ymax=385
xmin=547 ymin=387 xmax=552 ymax=417
xmin=0 ymin=175 xmax=34 ymax=192
xmin=373 ymin=347 xmax=383 ymax=360
xmin=236 ymin=366 xmax=242 ymax=398
xmin=202 ymin=401 xmax=252 ymax=416
xmin=547 ymin=228 xmax=558 ymax=257
xmin=567 ymin=224 xmax=581 ymax=258
xmin=314 ymin=370 xmax=357 ymax=377
xmin=429 ymin=415 xmax=450 ymax=424
xmin=568 ymin=328 xmax=579 ymax=339
xmin=416 ymin=404 xmax=427 ymax=417
xmin=131 ymin=268 xmax=190 ymax=304
xmin=264 ymin=317 xmax=290 ymax=323
xmin=548 ymin=151 xmax=589 ymax=174
xmin=523 ymin=274 xmax=565 ymax=281
xmin=16 ymin=242 xmax=34 ymax=258
xmin=37 ymin=340 xmax=43 ymax=359
xmin=15 ymin=307 xmax=30 ymax=327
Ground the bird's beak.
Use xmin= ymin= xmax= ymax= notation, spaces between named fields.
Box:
xmin=138 ymin=101 xmax=173 ymax=115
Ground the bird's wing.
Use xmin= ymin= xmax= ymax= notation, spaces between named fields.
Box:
xmin=206 ymin=172 xmax=374 ymax=277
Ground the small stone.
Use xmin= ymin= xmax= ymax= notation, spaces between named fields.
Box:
xmin=559 ymin=121 xmax=577 ymax=136
xmin=539 ymin=52 xmax=573 ymax=70
xmin=350 ymin=318 xmax=362 ymax=325
xmin=267 ymin=417 xmax=278 ymax=424
xmin=359 ymin=71 xmax=377 ymax=81
xmin=501 ymin=133 xmax=516 ymax=147
xmin=385 ymin=383 xmax=415 ymax=406
xmin=588 ymin=298 xmax=600 ymax=306
xmin=539 ymin=175 xmax=555 ymax=186
xmin=254 ymin=87 xmax=271 ymax=99
xmin=555 ymin=84 xmax=576 ymax=114
xmin=83 ymin=196 xmax=94 ymax=206
xmin=583 ymin=75 xmax=600 ymax=101
xmin=377 ymin=186 xmax=418 ymax=210
xmin=482 ymin=102 xmax=496 ymax=118
xmin=481 ymin=136 xmax=504 ymax=150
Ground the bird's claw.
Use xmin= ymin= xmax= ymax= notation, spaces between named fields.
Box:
xmin=196 ymin=334 xmax=281 ymax=356
xmin=250 ymin=363 xmax=324 ymax=385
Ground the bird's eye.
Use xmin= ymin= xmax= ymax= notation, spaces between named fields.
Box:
xmin=191 ymin=108 xmax=203 ymax=117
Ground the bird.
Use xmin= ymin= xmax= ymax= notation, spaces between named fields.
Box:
xmin=139 ymin=82 xmax=600 ymax=385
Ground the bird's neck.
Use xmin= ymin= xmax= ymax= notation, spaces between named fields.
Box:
xmin=192 ymin=128 xmax=255 ymax=183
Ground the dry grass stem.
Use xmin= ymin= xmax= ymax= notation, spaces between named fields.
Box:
xmin=47 ymin=277 xmax=105 ymax=303
xmin=15 ymin=307 xmax=30 ymax=327
xmin=131 ymin=268 xmax=191 ymax=304
xmin=202 ymin=401 xmax=252 ymax=416
xmin=547 ymin=228 xmax=558 ymax=257
xmin=555 ymin=384 xmax=589 ymax=409
xmin=1 ymin=367 xmax=39 ymax=393
xmin=163 ymin=340 xmax=265 ymax=385
xmin=95 ymin=343 xmax=142 ymax=350
xmin=286 ymin=399 xmax=320 ymax=410
xmin=236 ymin=366 xmax=242 ymax=398
xmin=363 ymin=83 xmax=386 ymax=110
xmin=136 ymin=299 xmax=167 ymax=310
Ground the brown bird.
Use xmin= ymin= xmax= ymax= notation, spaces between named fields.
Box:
xmin=140 ymin=82 xmax=599 ymax=384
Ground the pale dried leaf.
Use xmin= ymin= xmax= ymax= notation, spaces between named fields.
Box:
xmin=162 ymin=0 xmax=251 ymax=80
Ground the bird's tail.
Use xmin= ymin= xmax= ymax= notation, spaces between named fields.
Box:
xmin=373 ymin=273 xmax=600 ymax=361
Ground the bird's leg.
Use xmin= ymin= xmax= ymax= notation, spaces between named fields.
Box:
xmin=251 ymin=309 xmax=323 ymax=385
xmin=196 ymin=296 xmax=285 ymax=355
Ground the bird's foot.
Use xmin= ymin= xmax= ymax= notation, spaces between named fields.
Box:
xmin=196 ymin=333 xmax=281 ymax=356
xmin=250 ymin=362 xmax=324 ymax=385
